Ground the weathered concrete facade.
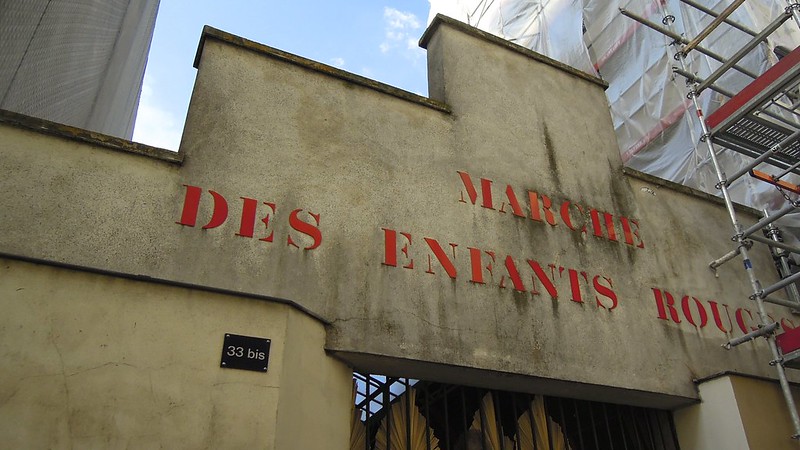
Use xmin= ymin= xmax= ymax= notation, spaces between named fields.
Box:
xmin=1 ymin=14 xmax=799 ymax=448
xmin=0 ymin=257 xmax=352 ymax=449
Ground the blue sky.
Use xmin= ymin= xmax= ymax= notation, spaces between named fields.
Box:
xmin=133 ymin=1 xmax=432 ymax=150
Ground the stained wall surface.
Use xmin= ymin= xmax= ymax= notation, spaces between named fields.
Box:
xmin=0 ymin=15 xmax=796 ymax=428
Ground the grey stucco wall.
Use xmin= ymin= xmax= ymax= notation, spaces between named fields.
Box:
xmin=0 ymin=16 xmax=794 ymax=409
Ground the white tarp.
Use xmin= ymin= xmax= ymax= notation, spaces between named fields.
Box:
xmin=428 ymin=0 xmax=800 ymax=213
xmin=0 ymin=0 xmax=160 ymax=139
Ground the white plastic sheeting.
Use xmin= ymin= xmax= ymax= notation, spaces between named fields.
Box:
xmin=427 ymin=0 xmax=800 ymax=213
xmin=0 ymin=0 xmax=160 ymax=139
xmin=428 ymin=0 xmax=596 ymax=74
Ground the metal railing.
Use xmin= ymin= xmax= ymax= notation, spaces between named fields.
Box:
xmin=352 ymin=372 xmax=680 ymax=450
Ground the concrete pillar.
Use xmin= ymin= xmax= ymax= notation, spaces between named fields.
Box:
xmin=674 ymin=374 xmax=800 ymax=450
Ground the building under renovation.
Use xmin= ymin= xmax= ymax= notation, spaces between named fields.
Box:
xmin=5 ymin=1 xmax=800 ymax=449
xmin=429 ymin=0 xmax=800 ymax=209
xmin=0 ymin=0 xmax=160 ymax=139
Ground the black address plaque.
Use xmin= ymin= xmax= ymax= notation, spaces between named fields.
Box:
xmin=220 ymin=333 xmax=271 ymax=372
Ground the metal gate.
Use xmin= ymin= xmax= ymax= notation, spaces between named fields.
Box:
xmin=351 ymin=373 xmax=680 ymax=450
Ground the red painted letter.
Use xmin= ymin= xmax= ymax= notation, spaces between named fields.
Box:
xmin=499 ymin=255 xmax=526 ymax=292
xmin=735 ymin=308 xmax=758 ymax=334
xmin=708 ymin=301 xmax=733 ymax=333
xmin=236 ymin=198 xmax=276 ymax=242
xmin=202 ymin=191 xmax=228 ymax=229
xmin=424 ymin=237 xmax=457 ymax=279
xmin=560 ymin=201 xmax=587 ymax=234
xmin=620 ymin=217 xmax=645 ymax=248
xmin=593 ymin=276 xmax=617 ymax=310
xmin=560 ymin=267 xmax=588 ymax=304
xmin=589 ymin=209 xmax=618 ymax=242
xmin=176 ymin=186 xmax=227 ymax=229
xmin=382 ymin=228 xmax=414 ymax=269
xmin=287 ymin=209 xmax=322 ymax=250
xmin=653 ymin=288 xmax=681 ymax=323
xmin=681 ymin=296 xmax=708 ymax=328
xmin=176 ymin=184 xmax=203 ymax=226
xmin=499 ymin=185 xmax=525 ymax=217
xmin=527 ymin=260 xmax=558 ymax=298
xmin=457 ymin=171 xmax=494 ymax=210
xmin=529 ymin=192 xmax=557 ymax=226
xmin=468 ymin=248 xmax=495 ymax=284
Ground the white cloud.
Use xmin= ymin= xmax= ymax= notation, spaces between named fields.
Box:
xmin=132 ymin=75 xmax=183 ymax=150
xmin=380 ymin=7 xmax=425 ymax=61
xmin=385 ymin=7 xmax=420 ymax=30
xmin=360 ymin=67 xmax=375 ymax=78
xmin=330 ymin=57 xmax=346 ymax=68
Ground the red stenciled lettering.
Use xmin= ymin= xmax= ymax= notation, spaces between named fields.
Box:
xmin=178 ymin=185 xmax=323 ymax=249
xmin=529 ymin=192 xmax=557 ymax=226
xmin=499 ymin=255 xmax=526 ymax=292
xmin=202 ymin=191 xmax=228 ymax=229
xmin=236 ymin=198 xmax=276 ymax=242
xmin=560 ymin=267 xmax=588 ymax=304
xmin=457 ymin=171 xmax=494 ymax=210
xmin=629 ymin=219 xmax=645 ymax=248
xmin=468 ymin=248 xmax=495 ymax=284
xmin=176 ymin=186 xmax=227 ymax=229
xmin=527 ymin=260 xmax=558 ymax=298
xmin=176 ymin=185 xmax=203 ymax=226
xmin=593 ymin=276 xmax=617 ymax=310
xmin=287 ymin=209 xmax=321 ymax=250
xmin=499 ymin=184 xmax=525 ymax=217
xmin=620 ymin=217 xmax=634 ymax=245
xmin=653 ymin=288 xmax=681 ymax=323
xmin=453 ymin=173 xmax=643 ymax=251
xmin=620 ymin=217 xmax=645 ymax=248
xmin=735 ymin=308 xmax=758 ymax=334
xmin=559 ymin=201 xmax=587 ymax=234
xmin=708 ymin=301 xmax=733 ymax=333
xmin=237 ymin=197 xmax=259 ymax=238
xmin=589 ymin=209 xmax=618 ymax=242
xmin=381 ymin=228 xmax=413 ymax=269
xmin=424 ymin=238 xmax=457 ymax=279
xmin=767 ymin=314 xmax=778 ymax=328
xmin=681 ymin=296 xmax=708 ymax=328
xmin=259 ymin=202 xmax=276 ymax=242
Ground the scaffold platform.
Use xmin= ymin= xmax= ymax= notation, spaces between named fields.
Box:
xmin=706 ymin=45 xmax=800 ymax=174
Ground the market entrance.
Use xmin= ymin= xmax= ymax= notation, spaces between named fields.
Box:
xmin=351 ymin=373 xmax=680 ymax=450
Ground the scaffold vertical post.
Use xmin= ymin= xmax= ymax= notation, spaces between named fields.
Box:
xmin=628 ymin=1 xmax=800 ymax=438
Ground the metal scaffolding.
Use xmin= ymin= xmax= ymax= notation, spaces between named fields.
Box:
xmin=623 ymin=0 xmax=800 ymax=440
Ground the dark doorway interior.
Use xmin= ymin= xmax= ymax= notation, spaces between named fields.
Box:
xmin=351 ymin=373 xmax=680 ymax=450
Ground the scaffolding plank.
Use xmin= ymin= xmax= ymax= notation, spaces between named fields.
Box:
xmin=712 ymin=114 xmax=800 ymax=168
xmin=707 ymin=45 xmax=800 ymax=131
xmin=704 ymin=45 xmax=800 ymax=174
